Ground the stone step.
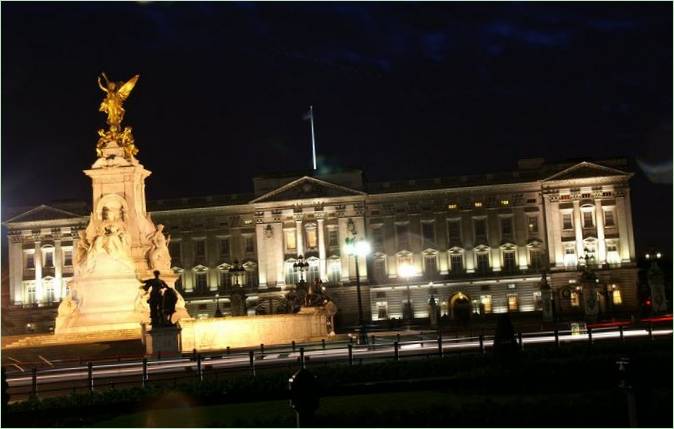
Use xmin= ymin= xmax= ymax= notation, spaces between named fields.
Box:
xmin=3 ymin=329 xmax=141 ymax=349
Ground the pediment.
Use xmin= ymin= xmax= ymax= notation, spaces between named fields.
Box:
xmin=5 ymin=205 xmax=82 ymax=224
xmin=250 ymin=176 xmax=365 ymax=204
xmin=543 ymin=162 xmax=629 ymax=182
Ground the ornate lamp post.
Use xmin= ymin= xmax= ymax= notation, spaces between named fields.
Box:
xmin=214 ymin=293 xmax=223 ymax=318
xmin=229 ymin=260 xmax=246 ymax=287
xmin=344 ymin=235 xmax=371 ymax=345
xmin=645 ymin=251 xmax=668 ymax=314
xmin=293 ymin=255 xmax=310 ymax=284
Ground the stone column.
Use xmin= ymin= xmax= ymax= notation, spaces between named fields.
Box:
xmin=615 ymin=196 xmax=630 ymax=262
xmin=595 ymin=199 xmax=606 ymax=265
xmin=34 ymin=241 xmax=43 ymax=304
xmin=573 ymin=200 xmax=584 ymax=259
xmin=295 ymin=219 xmax=304 ymax=256
xmin=317 ymin=218 xmax=327 ymax=281
xmin=544 ymin=198 xmax=563 ymax=267
xmin=8 ymin=237 xmax=23 ymax=305
xmin=624 ymin=189 xmax=636 ymax=261
xmin=255 ymin=223 xmax=267 ymax=289
xmin=54 ymin=239 xmax=63 ymax=301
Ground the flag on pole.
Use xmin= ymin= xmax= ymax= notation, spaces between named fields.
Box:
xmin=304 ymin=106 xmax=317 ymax=171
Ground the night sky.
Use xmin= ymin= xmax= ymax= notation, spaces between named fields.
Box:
xmin=2 ymin=2 xmax=672 ymax=254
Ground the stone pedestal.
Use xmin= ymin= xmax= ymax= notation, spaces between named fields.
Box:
xmin=144 ymin=325 xmax=182 ymax=356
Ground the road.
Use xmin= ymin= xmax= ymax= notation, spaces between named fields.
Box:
xmin=6 ymin=326 xmax=671 ymax=401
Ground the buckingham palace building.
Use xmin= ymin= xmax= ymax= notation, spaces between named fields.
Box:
xmin=3 ymin=158 xmax=639 ymax=334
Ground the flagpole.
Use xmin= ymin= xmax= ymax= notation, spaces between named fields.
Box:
xmin=309 ymin=105 xmax=317 ymax=171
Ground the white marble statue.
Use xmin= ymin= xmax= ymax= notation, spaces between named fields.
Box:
xmin=146 ymin=224 xmax=171 ymax=271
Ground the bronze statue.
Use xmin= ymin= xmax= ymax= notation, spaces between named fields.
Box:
xmin=96 ymin=73 xmax=140 ymax=160
xmin=97 ymin=73 xmax=139 ymax=132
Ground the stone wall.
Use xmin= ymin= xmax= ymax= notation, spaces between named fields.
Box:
xmin=180 ymin=307 xmax=328 ymax=351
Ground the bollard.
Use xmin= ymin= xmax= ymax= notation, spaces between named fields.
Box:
xmin=554 ymin=329 xmax=559 ymax=347
xmin=619 ymin=325 xmax=624 ymax=343
xmin=478 ymin=335 xmax=484 ymax=354
xmin=249 ymin=351 xmax=256 ymax=376
xmin=292 ymin=340 xmax=296 ymax=352
xmin=347 ymin=343 xmax=353 ymax=366
xmin=88 ymin=362 xmax=94 ymax=393
xmin=648 ymin=323 xmax=653 ymax=341
xmin=420 ymin=335 xmax=424 ymax=348
xmin=31 ymin=368 xmax=37 ymax=398
xmin=394 ymin=341 xmax=400 ymax=361
xmin=349 ymin=335 xmax=354 ymax=344
xmin=517 ymin=332 xmax=523 ymax=350
xmin=437 ymin=335 xmax=443 ymax=358
xmin=226 ymin=346 xmax=230 ymax=356
xmin=321 ymin=339 xmax=326 ymax=350
xmin=142 ymin=358 xmax=148 ymax=388
xmin=260 ymin=344 xmax=265 ymax=357
xmin=196 ymin=354 xmax=203 ymax=382
xmin=396 ymin=333 xmax=401 ymax=343
xmin=588 ymin=327 xmax=593 ymax=345
xmin=192 ymin=348 xmax=197 ymax=361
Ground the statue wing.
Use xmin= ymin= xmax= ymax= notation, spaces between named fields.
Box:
xmin=118 ymin=74 xmax=140 ymax=101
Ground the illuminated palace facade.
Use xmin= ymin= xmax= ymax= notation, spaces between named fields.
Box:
xmin=4 ymin=158 xmax=638 ymax=334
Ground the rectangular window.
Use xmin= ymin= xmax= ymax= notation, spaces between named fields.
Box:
xmin=480 ymin=295 xmax=492 ymax=314
xmin=45 ymin=284 xmax=55 ymax=303
xmin=507 ymin=294 xmax=519 ymax=311
xmin=570 ymin=291 xmax=580 ymax=307
xmin=562 ymin=213 xmax=573 ymax=230
xmin=424 ymin=255 xmax=438 ymax=277
xmin=533 ymin=291 xmax=543 ymax=311
xmin=195 ymin=272 xmax=208 ymax=291
xmin=583 ymin=211 xmax=594 ymax=228
xmin=195 ymin=240 xmax=206 ymax=259
xmin=63 ymin=250 xmax=73 ymax=267
xmin=306 ymin=228 xmax=318 ymax=249
xmin=447 ymin=220 xmax=461 ymax=246
xmin=604 ymin=210 xmax=615 ymax=227
xmin=285 ymin=230 xmax=297 ymax=252
xmin=285 ymin=263 xmax=299 ymax=285
xmin=529 ymin=250 xmax=543 ymax=270
xmin=220 ymin=271 xmax=232 ymax=288
xmin=26 ymin=285 xmax=36 ymax=305
xmin=528 ymin=216 xmax=539 ymax=234
xmin=474 ymin=218 xmax=487 ymax=242
xmin=422 ymin=222 xmax=435 ymax=244
xmin=328 ymin=230 xmax=339 ymax=247
xmin=245 ymin=268 xmax=259 ymax=288
xmin=450 ymin=254 xmax=464 ymax=273
xmin=44 ymin=251 xmax=54 ymax=268
xmin=371 ymin=227 xmax=384 ymax=248
xmin=476 ymin=253 xmax=490 ymax=273
xmin=612 ymin=289 xmax=623 ymax=305
xmin=219 ymin=238 xmax=229 ymax=258
xmin=328 ymin=263 xmax=341 ymax=284
xmin=377 ymin=301 xmax=389 ymax=320
xmin=170 ymin=242 xmax=182 ymax=266
xmin=244 ymin=236 xmax=254 ymax=253
xmin=564 ymin=247 xmax=577 ymax=267
xmin=25 ymin=253 xmax=35 ymax=269
xmin=396 ymin=224 xmax=409 ymax=250
xmin=374 ymin=259 xmax=387 ymax=283
xmin=502 ymin=251 xmax=516 ymax=273
xmin=501 ymin=217 xmax=513 ymax=238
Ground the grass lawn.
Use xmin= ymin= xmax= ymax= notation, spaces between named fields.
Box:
xmin=93 ymin=388 xmax=643 ymax=427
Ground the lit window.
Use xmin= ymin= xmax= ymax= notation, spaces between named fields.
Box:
xmin=376 ymin=301 xmax=388 ymax=320
xmin=26 ymin=285 xmax=36 ymax=304
xmin=25 ymin=253 xmax=35 ymax=269
xmin=528 ymin=217 xmax=539 ymax=234
xmin=474 ymin=202 xmax=483 ymax=208
xmin=604 ymin=210 xmax=615 ymax=227
xmin=564 ymin=247 xmax=577 ymax=268
xmin=448 ymin=203 xmax=457 ymax=210
xmin=328 ymin=262 xmax=341 ymax=284
xmin=500 ymin=200 xmax=509 ymax=206
xmin=570 ymin=290 xmax=580 ymax=306
xmin=285 ymin=230 xmax=297 ymax=251
xmin=562 ymin=213 xmax=573 ymax=230
xmin=306 ymin=228 xmax=317 ymax=249
xmin=507 ymin=294 xmax=518 ymax=311
xmin=612 ymin=289 xmax=622 ymax=305
xmin=533 ymin=291 xmax=543 ymax=311
xmin=480 ymin=295 xmax=492 ymax=314
xmin=583 ymin=211 xmax=594 ymax=228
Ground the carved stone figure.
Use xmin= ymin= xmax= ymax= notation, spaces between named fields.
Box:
xmin=147 ymin=224 xmax=171 ymax=271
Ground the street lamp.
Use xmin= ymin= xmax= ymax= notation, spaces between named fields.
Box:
xmin=229 ymin=260 xmax=245 ymax=287
xmin=344 ymin=235 xmax=371 ymax=345
xmin=399 ymin=263 xmax=415 ymax=322
xmin=293 ymin=255 xmax=310 ymax=283
xmin=214 ymin=293 xmax=223 ymax=318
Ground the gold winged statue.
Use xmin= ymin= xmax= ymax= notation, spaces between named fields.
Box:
xmin=97 ymin=73 xmax=140 ymax=159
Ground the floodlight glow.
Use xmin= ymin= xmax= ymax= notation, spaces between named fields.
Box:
xmin=399 ymin=263 xmax=415 ymax=279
